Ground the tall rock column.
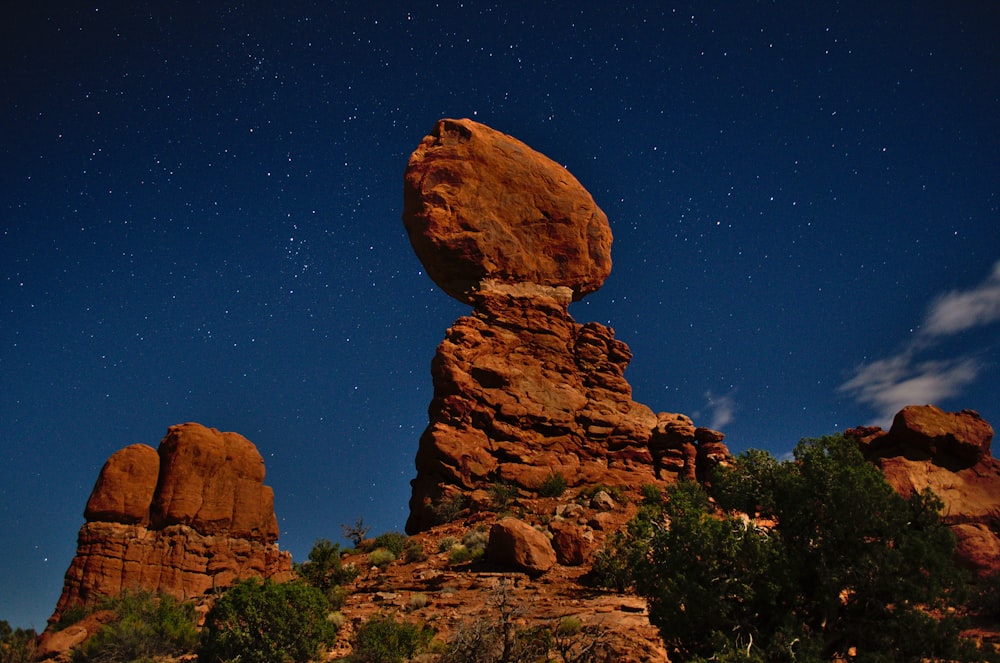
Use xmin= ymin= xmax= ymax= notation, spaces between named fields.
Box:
xmin=402 ymin=119 xmax=727 ymax=533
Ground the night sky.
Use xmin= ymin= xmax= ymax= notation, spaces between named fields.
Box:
xmin=2 ymin=2 xmax=998 ymax=629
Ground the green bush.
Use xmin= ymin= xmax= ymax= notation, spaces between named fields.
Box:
xmin=295 ymin=538 xmax=358 ymax=608
xmin=403 ymin=538 xmax=427 ymax=563
xmin=70 ymin=590 xmax=198 ymax=663
xmin=198 ymin=578 xmax=336 ymax=663
xmin=447 ymin=545 xmax=473 ymax=565
xmin=437 ymin=536 xmax=460 ymax=553
xmin=462 ymin=529 xmax=489 ymax=558
xmin=537 ymin=472 xmax=568 ymax=498
xmin=432 ymin=493 xmax=469 ymax=524
xmin=606 ymin=435 xmax=992 ymax=661
xmin=369 ymin=531 xmax=409 ymax=557
xmin=369 ymin=548 xmax=397 ymax=569
xmin=0 ymin=621 xmax=36 ymax=663
xmin=488 ymin=482 xmax=519 ymax=509
xmin=53 ymin=604 xmax=89 ymax=631
xmin=347 ymin=613 xmax=434 ymax=663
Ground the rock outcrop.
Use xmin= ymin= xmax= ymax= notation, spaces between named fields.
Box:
xmin=402 ymin=119 xmax=728 ymax=535
xmin=848 ymin=405 xmax=1000 ymax=576
xmin=49 ymin=423 xmax=292 ymax=625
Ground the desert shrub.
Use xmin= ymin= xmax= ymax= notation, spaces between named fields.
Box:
xmin=440 ymin=579 xmax=549 ymax=663
xmin=52 ymin=604 xmax=90 ymax=631
xmin=462 ymin=529 xmax=489 ymax=557
xmin=295 ymin=538 xmax=359 ymax=607
xmin=538 ymin=472 xmax=568 ymax=498
xmin=432 ymin=493 xmax=469 ymax=524
xmin=437 ymin=536 xmax=460 ymax=553
xmin=639 ymin=483 xmax=662 ymax=505
xmin=408 ymin=593 xmax=429 ymax=611
xmin=488 ymin=481 xmax=519 ymax=509
xmin=0 ymin=621 xmax=37 ymax=663
xmin=447 ymin=545 xmax=473 ymax=565
xmin=369 ymin=548 xmax=397 ymax=569
xmin=347 ymin=613 xmax=434 ymax=663
xmin=403 ymin=537 xmax=427 ymax=562
xmin=198 ymin=578 xmax=335 ymax=663
xmin=606 ymin=435 xmax=992 ymax=662
xmin=70 ymin=590 xmax=197 ymax=663
xmin=369 ymin=531 xmax=409 ymax=557
xmin=971 ymin=572 xmax=1000 ymax=620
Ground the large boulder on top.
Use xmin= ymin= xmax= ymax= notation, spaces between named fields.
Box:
xmin=402 ymin=118 xmax=613 ymax=303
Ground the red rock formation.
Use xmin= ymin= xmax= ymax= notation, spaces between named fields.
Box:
xmin=402 ymin=120 xmax=727 ymax=534
xmin=50 ymin=423 xmax=292 ymax=625
xmin=849 ymin=405 xmax=1000 ymax=576
xmin=403 ymin=118 xmax=613 ymax=303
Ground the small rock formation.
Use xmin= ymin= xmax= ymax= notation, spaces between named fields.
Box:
xmin=402 ymin=119 xmax=727 ymax=534
xmin=49 ymin=423 xmax=292 ymax=625
xmin=848 ymin=404 xmax=1000 ymax=576
xmin=487 ymin=518 xmax=557 ymax=576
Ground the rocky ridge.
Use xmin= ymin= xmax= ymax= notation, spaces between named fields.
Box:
xmin=49 ymin=423 xmax=292 ymax=626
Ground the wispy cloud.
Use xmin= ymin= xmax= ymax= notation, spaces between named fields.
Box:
xmin=700 ymin=389 xmax=737 ymax=430
xmin=922 ymin=261 xmax=1000 ymax=337
xmin=839 ymin=259 xmax=1000 ymax=423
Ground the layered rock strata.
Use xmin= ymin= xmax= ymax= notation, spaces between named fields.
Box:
xmin=402 ymin=119 xmax=726 ymax=533
xmin=848 ymin=404 xmax=1000 ymax=576
xmin=50 ymin=423 xmax=292 ymax=624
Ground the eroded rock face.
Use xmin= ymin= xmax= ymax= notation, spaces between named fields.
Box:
xmin=50 ymin=423 xmax=292 ymax=625
xmin=403 ymin=121 xmax=727 ymax=534
xmin=849 ymin=405 xmax=1000 ymax=576
xmin=405 ymin=284 xmax=726 ymax=533
xmin=402 ymin=118 xmax=613 ymax=303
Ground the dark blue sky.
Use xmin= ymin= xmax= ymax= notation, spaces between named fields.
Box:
xmin=2 ymin=2 xmax=998 ymax=629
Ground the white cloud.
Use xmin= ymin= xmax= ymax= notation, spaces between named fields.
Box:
xmin=701 ymin=389 xmax=737 ymax=430
xmin=839 ymin=259 xmax=999 ymax=423
xmin=922 ymin=260 xmax=1000 ymax=336
xmin=839 ymin=353 xmax=980 ymax=423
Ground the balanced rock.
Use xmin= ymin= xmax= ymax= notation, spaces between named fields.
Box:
xmin=403 ymin=121 xmax=729 ymax=533
xmin=49 ymin=423 xmax=291 ymax=625
xmin=402 ymin=118 xmax=613 ymax=303
xmin=849 ymin=405 xmax=1000 ymax=576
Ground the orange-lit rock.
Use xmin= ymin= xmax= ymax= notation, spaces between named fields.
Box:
xmin=850 ymin=405 xmax=1000 ymax=576
xmin=50 ymin=423 xmax=291 ymax=626
xmin=403 ymin=118 xmax=612 ymax=303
